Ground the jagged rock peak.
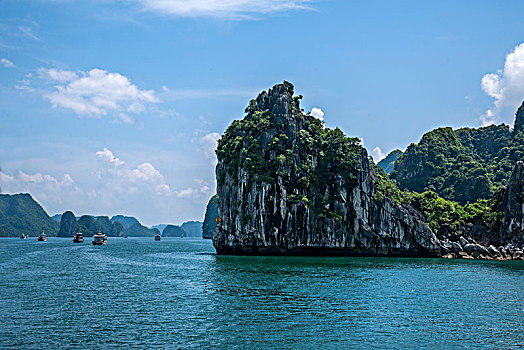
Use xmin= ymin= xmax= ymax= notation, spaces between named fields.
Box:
xmin=57 ymin=210 xmax=78 ymax=237
xmin=247 ymin=81 xmax=299 ymax=123
xmin=214 ymin=82 xmax=443 ymax=257
xmin=514 ymin=101 xmax=524 ymax=133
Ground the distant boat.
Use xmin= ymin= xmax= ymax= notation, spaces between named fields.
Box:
xmin=37 ymin=231 xmax=47 ymax=241
xmin=155 ymin=233 xmax=161 ymax=241
xmin=20 ymin=234 xmax=27 ymax=239
xmin=123 ymin=235 xmax=128 ymax=239
xmin=73 ymin=232 xmax=84 ymax=243
xmin=92 ymin=232 xmax=107 ymax=245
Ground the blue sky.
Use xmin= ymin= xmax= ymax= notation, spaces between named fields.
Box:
xmin=1 ymin=0 xmax=524 ymax=226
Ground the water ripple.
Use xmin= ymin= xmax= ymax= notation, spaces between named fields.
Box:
xmin=0 ymin=237 xmax=522 ymax=349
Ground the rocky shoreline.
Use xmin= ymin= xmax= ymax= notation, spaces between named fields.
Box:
xmin=440 ymin=238 xmax=524 ymax=260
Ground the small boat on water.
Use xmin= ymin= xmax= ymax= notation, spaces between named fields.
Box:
xmin=20 ymin=234 xmax=27 ymax=239
xmin=155 ymin=233 xmax=161 ymax=241
xmin=73 ymin=232 xmax=84 ymax=243
xmin=92 ymin=232 xmax=107 ymax=245
xmin=37 ymin=231 xmax=47 ymax=241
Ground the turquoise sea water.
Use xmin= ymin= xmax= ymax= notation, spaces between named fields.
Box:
xmin=0 ymin=237 xmax=523 ymax=349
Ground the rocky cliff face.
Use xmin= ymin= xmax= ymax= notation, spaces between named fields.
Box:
xmin=163 ymin=224 xmax=186 ymax=237
xmin=514 ymin=102 xmax=524 ymax=135
xmin=57 ymin=211 xmax=78 ymax=237
xmin=213 ymin=82 xmax=442 ymax=257
xmin=202 ymin=195 xmax=218 ymax=239
xmin=500 ymin=161 xmax=524 ymax=247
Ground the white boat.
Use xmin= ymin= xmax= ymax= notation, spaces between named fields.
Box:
xmin=37 ymin=231 xmax=47 ymax=241
xmin=92 ymin=232 xmax=107 ymax=245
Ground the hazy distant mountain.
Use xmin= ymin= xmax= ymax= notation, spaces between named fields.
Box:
xmin=0 ymin=193 xmax=58 ymax=237
xmin=108 ymin=215 xmax=156 ymax=236
xmin=58 ymin=212 xmax=125 ymax=237
xmin=151 ymin=224 xmax=168 ymax=232
xmin=162 ymin=225 xmax=186 ymax=237
xmin=110 ymin=215 xmax=141 ymax=229
xmin=57 ymin=211 xmax=78 ymax=237
xmin=377 ymin=150 xmax=402 ymax=174
xmin=126 ymin=222 xmax=157 ymax=237
xmin=181 ymin=221 xmax=203 ymax=237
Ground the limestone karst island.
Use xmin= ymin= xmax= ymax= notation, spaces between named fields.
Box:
xmin=211 ymin=81 xmax=524 ymax=260
xmin=2 ymin=1 xmax=524 ymax=349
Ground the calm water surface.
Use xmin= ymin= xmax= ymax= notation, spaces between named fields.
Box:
xmin=0 ymin=237 xmax=523 ymax=349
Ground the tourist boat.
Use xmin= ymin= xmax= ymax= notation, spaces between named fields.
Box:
xmin=37 ymin=231 xmax=47 ymax=241
xmin=155 ymin=233 xmax=161 ymax=241
xmin=92 ymin=232 xmax=107 ymax=245
xmin=73 ymin=232 xmax=84 ymax=243
xmin=20 ymin=234 xmax=27 ymax=239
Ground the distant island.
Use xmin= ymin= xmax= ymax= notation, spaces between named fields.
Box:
xmin=0 ymin=193 xmax=58 ymax=237
xmin=0 ymin=194 xmax=202 ymax=238
xmin=210 ymin=81 xmax=524 ymax=260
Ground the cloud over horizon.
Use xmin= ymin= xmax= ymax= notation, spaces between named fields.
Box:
xmin=0 ymin=148 xmax=214 ymax=225
xmin=481 ymin=42 xmax=524 ymax=126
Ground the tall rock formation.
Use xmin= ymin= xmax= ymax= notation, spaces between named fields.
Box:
xmin=213 ymin=82 xmax=442 ymax=256
xmin=163 ymin=224 xmax=186 ymax=237
xmin=202 ymin=195 xmax=218 ymax=239
xmin=514 ymin=101 xmax=524 ymax=135
xmin=500 ymin=161 xmax=524 ymax=247
xmin=78 ymin=215 xmax=98 ymax=236
xmin=0 ymin=193 xmax=58 ymax=237
xmin=181 ymin=221 xmax=203 ymax=237
xmin=57 ymin=211 xmax=78 ymax=237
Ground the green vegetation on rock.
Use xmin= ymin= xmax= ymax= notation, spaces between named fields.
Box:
xmin=373 ymin=170 xmax=503 ymax=239
xmin=391 ymin=104 xmax=524 ymax=204
xmin=216 ymin=88 xmax=362 ymax=222
xmin=0 ymin=193 xmax=58 ymax=237
xmin=162 ymin=224 xmax=186 ymax=237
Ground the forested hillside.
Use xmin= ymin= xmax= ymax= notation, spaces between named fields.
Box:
xmin=391 ymin=102 xmax=524 ymax=204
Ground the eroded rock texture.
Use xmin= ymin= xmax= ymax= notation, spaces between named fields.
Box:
xmin=213 ymin=82 xmax=442 ymax=257
xmin=500 ymin=161 xmax=524 ymax=247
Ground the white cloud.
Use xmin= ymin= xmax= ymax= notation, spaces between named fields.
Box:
xmin=481 ymin=43 xmax=524 ymax=126
xmin=1 ymin=58 xmax=15 ymax=68
xmin=175 ymin=179 xmax=212 ymax=198
xmin=199 ymin=132 xmax=220 ymax=162
xmin=0 ymin=148 xmax=215 ymax=225
xmin=372 ymin=146 xmax=385 ymax=162
xmin=96 ymin=147 xmax=173 ymax=196
xmin=310 ymin=107 xmax=324 ymax=121
xmin=41 ymin=68 xmax=158 ymax=117
xmin=133 ymin=0 xmax=314 ymax=19
xmin=19 ymin=26 xmax=39 ymax=41
xmin=41 ymin=68 xmax=78 ymax=82
xmin=0 ymin=169 xmax=80 ymax=206
xmin=95 ymin=147 xmax=125 ymax=166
